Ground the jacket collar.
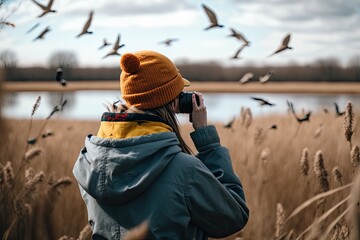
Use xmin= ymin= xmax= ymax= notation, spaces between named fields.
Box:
xmin=97 ymin=112 xmax=173 ymax=139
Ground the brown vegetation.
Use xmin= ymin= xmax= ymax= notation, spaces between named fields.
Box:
xmin=0 ymin=104 xmax=360 ymax=239
xmin=0 ymin=97 xmax=359 ymax=239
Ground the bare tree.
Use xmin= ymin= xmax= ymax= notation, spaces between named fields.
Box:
xmin=0 ymin=49 xmax=18 ymax=68
xmin=348 ymin=55 xmax=360 ymax=81
xmin=314 ymin=57 xmax=341 ymax=81
xmin=48 ymin=51 xmax=79 ymax=70
xmin=0 ymin=0 xmax=22 ymax=31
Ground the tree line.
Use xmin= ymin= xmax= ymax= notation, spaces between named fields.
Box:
xmin=1 ymin=50 xmax=360 ymax=82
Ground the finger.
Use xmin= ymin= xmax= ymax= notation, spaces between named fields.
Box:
xmin=192 ymin=93 xmax=199 ymax=110
xmin=194 ymin=92 xmax=205 ymax=108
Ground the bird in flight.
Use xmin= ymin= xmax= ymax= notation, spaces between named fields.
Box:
xmin=251 ymin=97 xmax=275 ymax=107
xmin=33 ymin=26 xmax=51 ymax=41
xmin=238 ymin=72 xmax=254 ymax=84
xmin=223 ymin=116 xmax=236 ymax=129
xmin=0 ymin=21 xmax=16 ymax=28
xmin=287 ymin=100 xmax=312 ymax=123
xmin=228 ymin=28 xmax=250 ymax=46
xmin=334 ymin=102 xmax=345 ymax=117
xmin=296 ymin=111 xmax=312 ymax=123
xmin=201 ymin=3 xmax=224 ymax=30
xmin=31 ymin=0 xmax=56 ymax=18
xmin=269 ymin=33 xmax=293 ymax=57
xmin=159 ymin=38 xmax=178 ymax=46
xmin=98 ymin=38 xmax=111 ymax=50
xmin=102 ymin=34 xmax=125 ymax=59
xmin=26 ymin=23 xmax=40 ymax=34
xmin=259 ymin=70 xmax=274 ymax=84
xmin=231 ymin=44 xmax=247 ymax=60
xmin=76 ymin=10 xmax=94 ymax=38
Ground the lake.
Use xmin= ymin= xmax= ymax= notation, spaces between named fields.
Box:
xmin=2 ymin=91 xmax=360 ymax=123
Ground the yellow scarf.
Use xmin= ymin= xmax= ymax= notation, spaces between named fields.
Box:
xmin=97 ymin=121 xmax=172 ymax=139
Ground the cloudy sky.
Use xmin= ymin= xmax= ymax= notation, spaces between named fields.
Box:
xmin=0 ymin=0 xmax=359 ymax=68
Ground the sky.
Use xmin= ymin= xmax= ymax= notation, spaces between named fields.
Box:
xmin=0 ymin=0 xmax=360 ymax=68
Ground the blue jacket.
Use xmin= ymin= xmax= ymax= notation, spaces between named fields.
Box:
xmin=73 ymin=114 xmax=249 ymax=239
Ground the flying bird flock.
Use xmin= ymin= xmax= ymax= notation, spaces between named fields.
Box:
xmin=5 ymin=0 xmax=294 ymax=65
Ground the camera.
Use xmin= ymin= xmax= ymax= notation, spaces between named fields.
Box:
xmin=178 ymin=92 xmax=200 ymax=114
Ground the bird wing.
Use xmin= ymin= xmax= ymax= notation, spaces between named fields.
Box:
xmin=230 ymin=28 xmax=237 ymax=36
xmin=33 ymin=27 xmax=50 ymax=40
xmin=269 ymin=35 xmax=291 ymax=56
xmin=237 ymin=32 xmax=250 ymax=45
xmin=251 ymin=97 xmax=264 ymax=102
xmin=232 ymin=44 xmax=246 ymax=58
xmin=26 ymin=23 xmax=40 ymax=33
xmin=113 ymin=34 xmax=120 ymax=50
xmin=223 ymin=116 xmax=235 ymax=128
xmin=239 ymin=72 xmax=253 ymax=83
xmin=287 ymin=100 xmax=295 ymax=114
xmin=259 ymin=74 xmax=270 ymax=83
xmin=282 ymin=33 xmax=291 ymax=46
xmin=1 ymin=21 xmax=16 ymax=27
xmin=202 ymin=4 xmax=218 ymax=25
xmin=38 ymin=26 xmax=50 ymax=38
xmin=47 ymin=0 xmax=54 ymax=8
xmin=103 ymin=38 xmax=110 ymax=45
xmin=334 ymin=102 xmax=340 ymax=113
xmin=82 ymin=11 xmax=93 ymax=32
xmin=31 ymin=0 xmax=46 ymax=10
xmin=271 ymin=45 xmax=286 ymax=56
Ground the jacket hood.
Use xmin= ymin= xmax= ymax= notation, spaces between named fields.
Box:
xmin=73 ymin=132 xmax=182 ymax=205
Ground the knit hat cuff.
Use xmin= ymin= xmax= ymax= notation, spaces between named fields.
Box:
xmin=123 ymin=74 xmax=185 ymax=109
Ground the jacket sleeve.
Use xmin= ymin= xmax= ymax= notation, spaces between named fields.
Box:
xmin=186 ymin=125 xmax=249 ymax=238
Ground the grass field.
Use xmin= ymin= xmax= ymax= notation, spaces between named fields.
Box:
xmin=0 ymin=101 xmax=359 ymax=239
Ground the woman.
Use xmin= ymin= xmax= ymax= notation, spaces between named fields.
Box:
xmin=73 ymin=50 xmax=249 ymax=239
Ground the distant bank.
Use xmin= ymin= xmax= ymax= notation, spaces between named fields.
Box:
xmin=3 ymin=81 xmax=360 ymax=94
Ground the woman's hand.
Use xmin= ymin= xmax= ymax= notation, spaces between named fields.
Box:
xmin=191 ymin=92 xmax=207 ymax=130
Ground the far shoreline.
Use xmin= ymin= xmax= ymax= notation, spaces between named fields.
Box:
xmin=3 ymin=81 xmax=360 ymax=94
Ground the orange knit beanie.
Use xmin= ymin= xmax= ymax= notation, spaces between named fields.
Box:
xmin=120 ymin=50 xmax=190 ymax=110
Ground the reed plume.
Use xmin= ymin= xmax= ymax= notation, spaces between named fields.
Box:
xmin=344 ymin=101 xmax=353 ymax=148
xmin=314 ymin=150 xmax=329 ymax=192
xmin=24 ymin=148 xmax=42 ymax=163
xmin=332 ymin=166 xmax=343 ymax=186
xmin=330 ymin=221 xmax=350 ymax=240
xmin=300 ymin=148 xmax=309 ymax=176
xmin=260 ymin=147 xmax=271 ymax=164
xmin=275 ymin=203 xmax=285 ymax=238
xmin=349 ymin=170 xmax=360 ymax=240
xmin=22 ymin=171 xmax=45 ymax=203
xmin=27 ymin=96 xmax=42 ymax=145
xmin=4 ymin=161 xmax=14 ymax=188
xmin=78 ymin=224 xmax=92 ymax=240
xmin=13 ymin=197 xmax=31 ymax=219
xmin=24 ymin=167 xmax=34 ymax=184
xmin=254 ymin=127 xmax=264 ymax=145
xmin=350 ymin=145 xmax=359 ymax=172
xmin=243 ymin=108 xmax=252 ymax=129
xmin=31 ymin=96 xmax=41 ymax=117
xmin=49 ymin=177 xmax=72 ymax=193
xmin=0 ymin=163 xmax=4 ymax=187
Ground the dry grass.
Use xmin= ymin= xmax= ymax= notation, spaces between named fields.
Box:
xmin=0 ymin=100 xmax=359 ymax=239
